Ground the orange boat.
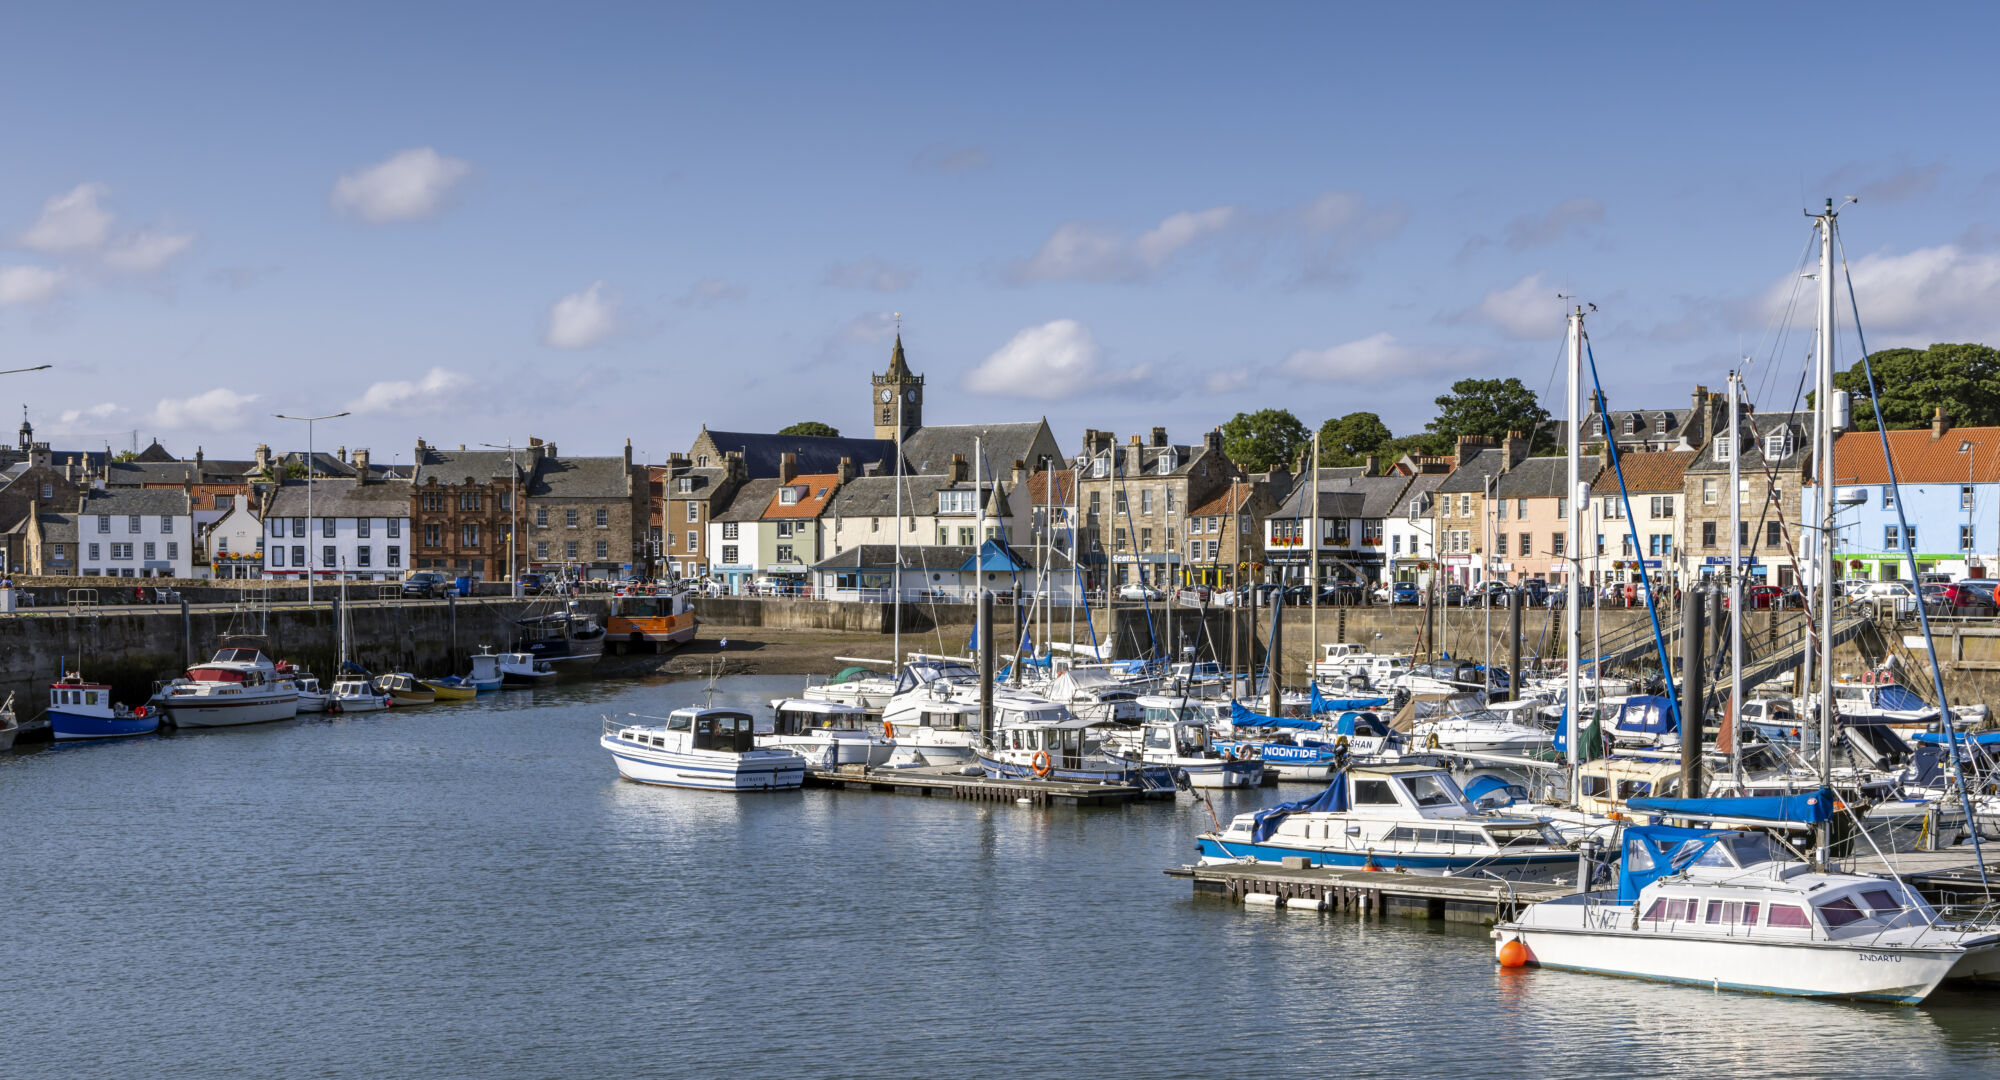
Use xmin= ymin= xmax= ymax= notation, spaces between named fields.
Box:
xmin=604 ymin=589 xmax=699 ymax=653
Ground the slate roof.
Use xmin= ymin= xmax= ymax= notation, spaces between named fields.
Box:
xmin=413 ymin=447 xmax=529 ymax=486
xmin=700 ymin=429 xmax=894 ymax=478
xmin=1389 ymin=473 xmax=1448 ymax=518
xmin=528 ymin=455 xmax=632 ymax=500
xmin=662 ymin=467 xmax=731 ymax=500
xmin=1828 ymin=426 xmax=2000 ymax=486
xmin=1436 ymin=446 xmax=1514 ymax=494
xmin=1582 ymin=406 xmax=1699 ymax=446
xmin=824 ymin=474 xmax=960 ymax=518
xmin=901 ymin=422 xmax=1050 ymax=476
xmin=812 ymin=543 xmax=1073 ymax=572
xmin=1273 ymin=468 xmax=1416 ymax=519
xmin=265 ymin=478 xmax=412 ymax=518
xmin=79 ymin=487 xmax=193 ymax=516
xmin=134 ymin=440 xmax=178 ymax=462
xmin=1492 ymin=456 xmax=1603 ymax=499
xmin=1686 ymin=411 xmax=1812 ymax=474
xmin=40 ymin=512 xmax=75 ymax=544
xmin=713 ymin=478 xmax=783 ymax=523
xmin=105 ymin=459 xmax=262 ymax=486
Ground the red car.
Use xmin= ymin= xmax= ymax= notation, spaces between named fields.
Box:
xmin=1745 ymin=584 xmax=1783 ymax=609
xmin=1942 ymin=583 xmax=1997 ymax=614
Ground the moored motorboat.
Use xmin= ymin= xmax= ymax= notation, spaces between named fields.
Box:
xmin=290 ymin=674 xmax=329 ymax=714
xmin=49 ymin=674 xmax=160 ymax=740
xmin=375 ymin=673 xmax=436 ymax=705
xmin=326 ymin=673 xmax=391 ymax=713
xmin=1105 ymin=696 xmax=1262 ymax=788
xmin=421 ymin=678 xmax=477 ymax=701
xmin=602 ymin=707 xmax=806 ymax=791
xmin=978 ymin=711 xmax=1177 ymax=790
xmin=761 ymin=698 xmax=892 ymax=768
xmin=157 ymin=644 xmax=302 ymax=728
xmin=463 ymin=647 xmax=505 ymax=691
xmin=498 ymin=651 xmax=556 ymax=686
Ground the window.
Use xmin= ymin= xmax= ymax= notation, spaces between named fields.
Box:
xmin=938 ymin=490 xmax=975 ymax=514
xmin=387 ymin=546 xmax=401 ymax=568
xmin=776 ymin=544 xmax=795 ymax=563
xmin=1905 ymin=525 xmax=1917 ymax=550
xmin=1766 ymin=904 xmax=1810 ymax=928
xmin=1496 ymin=499 xmax=1507 ymax=521
xmin=1764 ymin=432 xmax=1792 ymax=459
xmin=323 ymin=518 xmax=336 ymax=538
xmin=721 ymin=545 xmax=738 ymax=564
xmin=535 ymin=541 xmax=549 ymax=559
xmin=1352 ymin=779 xmax=1399 ymax=805
xmin=686 ymin=502 xmax=699 ymax=523
xmin=776 ymin=521 xmax=794 ymax=538
xmin=1767 ymin=521 xmax=1781 ymax=546
xmin=1141 ymin=490 xmax=1154 ymax=515
xmin=1206 ymin=515 xmax=1219 ymax=532
xmin=40 ymin=483 xmax=52 ymax=499
xmin=1882 ymin=487 xmax=1895 ymax=510
xmin=159 ymin=515 xmax=174 ymax=532
xmin=357 ymin=546 xmax=371 ymax=568
xmin=358 ymin=519 xmax=370 ymax=538
xmin=292 ymin=545 xmax=305 ymax=567
xmin=1649 ymin=496 xmax=1672 ymax=519
xmin=566 ymin=508 xmax=579 ymax=527
xmin=1116 ymin=490 xmax=1129 ymax=514
xmin=1495 ymin=533 xmax=1508 ymax=556
xmin=462 ymin=524 xmax=481 ymax=547
xmin=424 ymin=524 xmax=442 ymax=547
xmin=1518 ymin=532 xmax=1530 ymax=556
xmin=1702 ymin=478 xmax=1716 ymax=505
xmin=1140 ymin=527 xmax=1153 ymax=551
xmin=723 ymin=522 xmax=739 ymax=540
xmin=323 ymin=545 xmax=335 ymax=569
xmin=292 ymin=517 xmax=306 ymax=536
xmin=1641 ymin=898 xmax=1694 ymax=923
xmin=1391 ymin=535 xmax=1402 ymax=555
xmin=1702 ymin=521 xmax=1717 ymax=548
xmin=1712 ymin=435 xmax=1732 ymax=461
xmin=144 ymin=542 xmax=156 ymax=560
xmin=565 ymin=540 xmax=579 ymax=559
xmin=1166 ymin=490 xmax=1176 ymax=512
xmin=1660 ymin=533 xmax=1673 ymax=556
xmin=595 ymin=540 xmax=609 ymax=559
xmin=1963 ymin=485 xmax=1976 ymax=511
xmin=596 ymin=508 xmax=608 ymax=527
xmin=111 ymin=542 xmax=133 ymax=560
xmin=1621 ymin=534 xmax=1634 ymax=557
xmin=678 ymin=477 xmax=694 ymax=494
xmin=1964 ymin=524 xmax=1977 ymax=552
xmin=1552 ymin=533 xmax=1565 ymax=557
xmin=1515 ymin=498 xmax=1526 ymax=518
xmin=779 ymin=488 xmax=800 ymax=506
xmin=1114 ymin=527 xmax=1128 ymax=552
xmin=1089 ymin=491 xmax=1102 ymax=514
xmin=535 ymin=508 xmax=548 ymax=527
xmin=1816 ymin=896 xmax=1866 ymax=928
xmin=272 ymin=517 xmax=286 ymax=538
xmin=1208 ymin=539 xmax=1219 ymax=559
xmin=269 ymin=546 xmax=282 ymax=567
xmin=422 ymin=492 xmax=444 ymax=511
xmin=458 ymin=492 xmax=481 ymax=511
xmin=388 ymin=519 xmax=400 ymax=538
xmin=1885 ymin=525 xmax=1900 ymax=551
xmin=1459 ymin=494 xmax=1472 ymax=517
xmin=1556 ymin=497 xmax=1567 ymax=518
xmin=1739 ymin=522 xmax=1750 ymax=546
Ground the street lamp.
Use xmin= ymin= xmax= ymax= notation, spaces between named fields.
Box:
xmin=481 ymin=442 xmax=528 ymax=598
xmin=273 ymin=411 xmax=350 ymax=603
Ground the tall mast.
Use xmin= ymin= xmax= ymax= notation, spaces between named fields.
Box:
xmin=1728 ymin=368 xmax=1745 ymax=781
xmin=1309 ymin=429 xmax=1320 ymax=688
xmin=892 ymin=390 xmax=903 ymax=665
xmin=1566 ymin=305 xmax=1584 ymax=802
xmin=1813 ymin=200 xmax=1838 ymax=868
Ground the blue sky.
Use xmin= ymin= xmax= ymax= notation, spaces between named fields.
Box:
xmin=4 ymin=2 xmax=1997 ymax=467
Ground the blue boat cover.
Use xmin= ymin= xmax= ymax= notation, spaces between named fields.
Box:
xmin=1330 ymin=711 xmax=1387 ymax=737
xmin=1462 ymin=775 xmax=1520 ymax=806
xmin=1626 ymin=787 xmax=1835 ymax=825
xmin=1608 ymin=695 xmax=1677 ymax=738
xmin=1249 ymin=771 xmax=1351 ymax=842
xmin=1910 ymin=730 xmax=2000 ymax=746
xmin=1309 ymin=683 xmax=1392 ymax=714
xmin=1617 ymin=825 xmax=1726 ymax=903
xmin=1874 ymin=684 xmax=1930 ymax=712
xmin=1230 ymin=700 xmax=1320 ymax=731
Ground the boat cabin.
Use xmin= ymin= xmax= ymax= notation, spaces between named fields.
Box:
xmin=51 ymin=678 xmax=124 ymax=717
xmin=995 ymin=714 xmax=1099 ymax=770
xmin=613 ymin=707 xmax=759 ymax=754
xmin=769 ymin=699 xmax=874 ymax=736
xmin=894 ymin=659 xmax=979 ymax=694
xmin=1344 ymin=764 xmax=1481 ymax=820
xmin=187 ymin=648 xmax=279 ymax=687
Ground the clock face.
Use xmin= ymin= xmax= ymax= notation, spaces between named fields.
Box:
xmin=880 ymin=389 xmax=893 ymax=403
xmin=905 ymin=389 xmax=917 ymax=402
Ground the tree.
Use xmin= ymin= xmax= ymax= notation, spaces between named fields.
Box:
xmin=1221 ymin=408 xmax=1310 ymax=472
xmin=1828 ymin=343 xmax=2000 ymax=431
xmin=112 ymin=450 xmax=139 ymax=463
xmin=777 ymin=421 xmax=841 ymax=438
xmin=1317 ymin=412 xmax=1393 ymax=467
xmin=1425 ymin=377 xmax=1551 ymax=449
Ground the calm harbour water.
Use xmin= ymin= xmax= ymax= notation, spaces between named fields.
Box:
xmin=4 ymin=674 xmax=1998 ymax=1079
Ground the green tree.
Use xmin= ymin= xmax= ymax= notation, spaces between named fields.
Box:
xmin=1317 ymin=411 xmax=1393 ymax=466
xmin=1221 ymin=408 xmax=1310 ymax=472
xmin=113 ymin=450 xmax=139 ymax=463
xmin=1425 ymin=377 xmax=1551 ymax=449
xmin=1829 ymin=343 xmax=2000 ymax=430
xmin=778 ymin=421 xmax=841 ymax=438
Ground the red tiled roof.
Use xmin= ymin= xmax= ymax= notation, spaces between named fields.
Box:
xmin=762 ymin=474 xmax=842 ymax=518
xmin=1607 ymin=450 xmax=1697 ymax=493
xmin=1190 ymin=481 xmax=1254 ymax=518
xmin=1023 ymin=469 xmax=1076 ymax=506
xmin=1830 ymin=427 xmax=2000 ymax=486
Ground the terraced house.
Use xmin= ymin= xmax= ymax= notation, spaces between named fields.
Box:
xmin=410 ymin=442 xmax=528 ymax=582
xmin=652 ymin=451 xmax=747 ymax=582
xmin=706 ymin=455 xmax=848 ymax=594
xmin=261 ymin=473 xmax=412 ymax=582
xmin=1432 ymin=433 xmax=1532 ymax=586
xmin=522 ymin=437 xmax=648 ymax=581
xmin=73 ymin=487 xmax=195 ymax=578
xmin=1073 ymin=427 xmax=1237 ymax=590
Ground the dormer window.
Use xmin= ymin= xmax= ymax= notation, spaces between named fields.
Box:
xmin=779 ymin=487 xmax=800 ymax=505
xmin=677 ymin=478 xmax=693 ymax=493
xmin=1713 ymin=435 xmax=1733 ymax=462
xmin=1158 ymin=450 xmax=1176 ymax=475
xmin=1092 ymin=452 xmax=1110 ymax=479
xmin=1764 ymin=432 xmax=1793 ymax=459
xmin=1622 ymin=415 xmax=1637 ymax=435
xmin=938 ymin=490 xmax=976 ymax=514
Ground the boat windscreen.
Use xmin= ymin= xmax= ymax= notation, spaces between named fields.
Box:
xmin=1875 ymin=684 xmax=1929 ymax=712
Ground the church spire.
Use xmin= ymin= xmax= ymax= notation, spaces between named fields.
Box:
xmin=885 ymin=333 xmax=912 ymax=379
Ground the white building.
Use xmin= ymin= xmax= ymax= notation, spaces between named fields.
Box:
xmin=1383 ymin=473 xmax=1447 ymax=584
xmin=77 ymin=488 xmax=196 ymax=578
xmin=201 ymin=500 xmax=265 ymax=579
xmin=263 ymin=476 xmax=413 ymax=582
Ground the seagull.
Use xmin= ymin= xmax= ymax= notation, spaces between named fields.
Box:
xmin=719 ymin=637 xmax=728 ymax=650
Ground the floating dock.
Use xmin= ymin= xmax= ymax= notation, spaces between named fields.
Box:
xmin=1168 ymin=860 xmax=1570 ymax=924
xmin=805 ymin=763 xmax=1166 ymax=806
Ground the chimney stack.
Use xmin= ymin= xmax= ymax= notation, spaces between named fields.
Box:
xmin=624 ymin=437 xmax=633 ymax=468
xmin=1933 ymin=406 xmax=1952 ymax=441
xmin=354 ymin=447 xmax=371 ymax=479
xmin=1364 ymin=453 xmax=1381 ymax=476
xmin=1012 ymin=458 xmax=1027 ymax=488
xmin=948 ymin=453 xmax=968 ymax=484
xmin=778 ymin=451 xmax=798 ymax=485
xmin=837 ymin=456 xmax=855 ymax=482
xmin=724 ymin=450 xmax=746 ymax=482
xmin=337 ymin=445 xmax=347 ymax=464
xmin=1501 ymin=430 xmax=1529 ymax=470
xmin=1150 ymin=426 xmax=1168 ymax=447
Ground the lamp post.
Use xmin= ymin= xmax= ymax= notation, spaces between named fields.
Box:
xmin=1961 ymin=439 xmax=1977 ymax=576
xmin=273 ymin=411 xmax=350 ymax=603
xmin=482 ymin=442 xmax=528 ymax=598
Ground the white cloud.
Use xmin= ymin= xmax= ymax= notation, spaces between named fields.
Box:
xmin=825 ymin=257 xmax=915 ymax=292
xmin=674 ymin=278 xmax=747 ymax=308
xmin=1283 ymin=332 xmax=1488 ymax=385
xmin=20 ymin=183 xmax=114 ymax=253
xmin=0 ymin=265 xmax=66 ymax=307
xmin=836 ymin=311 xmax=899 ymax=345
xmin=1202 ymin=368 xmax=1253 ymax=394
xmin=1502 ymin=197 xmax=1605 ymax=252
xmin=1755 ymin=243 xmax=2000 ymax=342
xmin=1454 ymin=272 xmax=1567 ymax=340
xmin=347 ymin=367 xmax=470 ymax=414
xmin=58 ymin=402 xmax=123 ymax=425
xmin=965 ymin=319 xmax=1149 ymax=399
xmin=104 ymin=228 xmax=195 ymax=274
xmin=331 ymin=147 xmax=472 ymax=224
xmin=1011 ymin=205 xmax=1236 ymax=282
xmin=152 ymin=388 xmax=258 ymax=431
xmin=544 ymin=281 xmax=619 ymax=348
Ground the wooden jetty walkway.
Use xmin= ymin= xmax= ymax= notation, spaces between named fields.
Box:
xmin=1167 ymin=860 xmax=1570 ymax=924
xmin=805 ymin=764 xmax=1166 ymax=807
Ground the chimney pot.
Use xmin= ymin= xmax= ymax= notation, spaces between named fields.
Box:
xmin=1150 ymin=426 xmax=1167 ymax=447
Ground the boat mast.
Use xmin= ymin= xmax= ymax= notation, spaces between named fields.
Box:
xmin=893 ymin=390 xmax=903 ymax=666
xmin=1728 ymin=367 xmax=1744 ymax=781
xmin=1310 ymin=429 xmax=1320 ymax=689
xmin=1566 ymin=305 xmax=1584 ymax=803
xmin=1813 ymin=199 xmax=1838 ymax=869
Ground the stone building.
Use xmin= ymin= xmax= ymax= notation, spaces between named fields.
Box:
xmin=1682 ymin=408 xmax=1811 ymax=589
xmin=652 ymin=451 xmax=747 ymax=582
xmin=410 ymin=442 xmax=530 ymax=582
xmin=1072 ymin=427 xmax=1238 ymax=590
xmin=521 ymin=437 xmax=648 ymax=580
xmin=1431 ymin=433 xmax=1533 ymax=586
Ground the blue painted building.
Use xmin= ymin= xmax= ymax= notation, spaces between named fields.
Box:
xmin=1802 ymin=420 xmax=2000 ymax=582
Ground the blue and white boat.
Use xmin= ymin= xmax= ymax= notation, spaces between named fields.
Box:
xmin=602 ymin=707 xmax=805 ymax=791
xmin=1105 ymin=696 xmax=1263 ymax=788
xmin=49 ymin=674 xmax=160 ymax=740
xmin=1219 ymin=695 xmax=1406 ymax=780
xmin=1197 ymin=763 xmax=1575 ymax=878
xmin=979 ymin=711 xmax=1178 ymax=791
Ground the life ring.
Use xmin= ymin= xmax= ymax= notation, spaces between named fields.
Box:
xmin=1426 ymin=732 xmax=1441 ymax=750
xmin=882 ymin=721 xmax=895 ymax=740
xmin=1858 ymin=671 xmax=1875 ymax=685
xmin=134 ymin=705 xmax=148 ymax=718
xmin=1031 ymin=750 xmax=1053 ymax=778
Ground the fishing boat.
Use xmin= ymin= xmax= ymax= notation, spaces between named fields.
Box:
xmin=498 ymin=651 xmax=556 ymax=686
xmin=761 ymin=698 xmax=892 ymax=768
xmin=1197 ymin=763 xmax=1576 ymax=878
xmin=49 ymin=675 xmax=159 ymax=740
xmin=603 ymin=588 xmax=698 ymax=653
xmin=1493 ymin=792 xmax=2000 ymax=1002
xmin=290 ymin=673 xmax=329 ymax=714
xmin=1105 ymin=695 xmax=1262 ymax=787
xmin=462 ymin=648 xmax=505 ymax=691
xmin=375 ymin=673 xmax=436 ymax=705
xmin=516 ymin=604 xmax=606 ymax=668
xmin=601 ymin=707 xmax=806 ymax=791
xmin=156 ymin=644 xmax=302 ymax=728
xmin=978 ymin=711 xmax=1177 ymax=789
xmin=422 ymin=678 xmax=477 ymax=701
xmin=326 ymin=671 xmax=390 ymax=713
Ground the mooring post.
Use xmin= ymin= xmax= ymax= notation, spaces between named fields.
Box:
xmin=180 ymin=596 xmax=192 ymax=668
xmin=1507 ymin=590 xmax=1523 ymax=703
xmin=1680 ymin=586 xmax=1707 ymax=799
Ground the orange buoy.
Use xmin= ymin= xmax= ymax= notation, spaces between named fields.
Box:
xmin=1497 ymin=938 xmax=1530 ymax=968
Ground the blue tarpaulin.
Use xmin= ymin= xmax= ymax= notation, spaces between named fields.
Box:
xmin=1617 ymin=825 xmax=1726 ymax=903
xmin=1607 ymin=695 xmax=1677 ymax=740
xmin=1627 ymin=788 xmax=1835 ymax=825
xmin=1911 ymin=730 xmax=2000 ymax=746
xmin=1249 ymin=770 xmax=1351 ymax=842
xmin=1309 ymin=683 xmax=1392 ymax=714
xmin=1230 ymin=700 xmax=1319 ymax=731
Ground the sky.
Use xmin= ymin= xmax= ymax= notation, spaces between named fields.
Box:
xmin=4 ymin=2 xmax=1999 ymax=468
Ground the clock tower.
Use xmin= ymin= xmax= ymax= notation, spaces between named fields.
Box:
xmin=870 ymin=334 xmax=923 ymax=441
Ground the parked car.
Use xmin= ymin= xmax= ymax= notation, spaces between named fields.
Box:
xmin=1390 ymin=581 xmax=1421 ymax=606
xmin=517 ymin=572 xmax=548 ymax=596
xmin=1116 ymin=582 xmax=1164 ymax=602
xmin=1744 ymin=584 xmax=1783 ymax=610
xmin=401 ymin=571 xmax=450 ymax=599
xmin=1943 ymin=582 xmax=1998 ymax=615
xmin=1469 ymin=581 xmax=1512 ymax=607
xmin=1518 ymin=580 xmax=1551 ymax=607
xmin=1319 ymin=581 xmax=1366 ymax=605
xmin=1856 ymin=580 xmax=1918 ymax=617
xmin=1442 ymin=584 xmax=1467 ymax=606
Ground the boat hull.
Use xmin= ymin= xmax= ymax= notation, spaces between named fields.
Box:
xmin=50 ymin=709 xmax=160 ymax=740
xmin=762 ymin=734 xmax=891 ymax=768
xmin=602 ymin=736 xmax=805 ymax=791
xmin=1497 ymin=922 xmax=1971 ymax=1004
xmin=422 ymin=682 xmax=477 ymax=701
xmin=162 ymin=693 xmax=299 ymax=728
xmin=501 ymin=670 xmax=554 ymax=687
